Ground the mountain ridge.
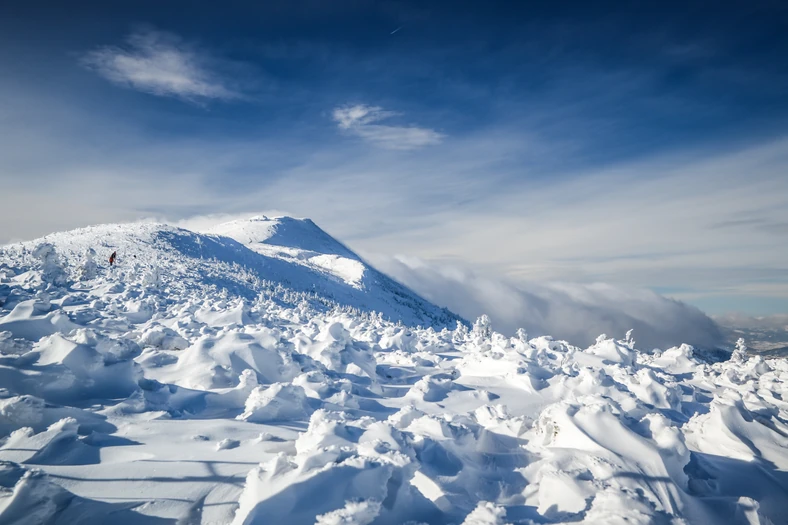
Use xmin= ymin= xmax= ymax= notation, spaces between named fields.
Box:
xmin=0 ymin=217 xmax=463 ymax=330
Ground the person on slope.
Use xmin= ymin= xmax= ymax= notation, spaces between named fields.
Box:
xmin=109 ymin=251 xmax=117 ymax=266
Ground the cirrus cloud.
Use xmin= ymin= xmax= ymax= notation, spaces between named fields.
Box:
xmin=82 ymin=28 xmax=240 ymax=102
xmin=333 ymin=104 xmax=444 ymax=150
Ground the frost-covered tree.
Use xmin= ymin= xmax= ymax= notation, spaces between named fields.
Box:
xmin=453 ymin=320 xmax=469 ymax=342
xmin=472 ymin=314 xmax=492 ymax=341
xmin=731 ymin=337 xmax=748 ymax=363
xmin=624 ymin=329 xmax=636 ymax=349
xmin=32 ymin=243 xmax=67 ymax=286
xmin=143 ymin=266 xmax=162 ymax=288
xmin=33 ymin=290 xmax=51 ymax=313
xmin=80 ymin=248 xmax=98 ymax=281
xmin=515 ymin=328 xmax=528 ymax=343
xmin=0 ymin=263 xmax=15 ymax=282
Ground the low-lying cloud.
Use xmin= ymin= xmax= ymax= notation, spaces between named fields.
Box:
xmin=333 ymin=104 xmax=444 ymax=150
xmin=374 ymin=255 xmax=726 ymax=350
xmin=714 ymin=312 xmax=788 ymax=332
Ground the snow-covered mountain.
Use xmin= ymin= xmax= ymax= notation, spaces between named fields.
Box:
xmin=1 ymin=217 xmax=787 ymax=525
xmin=206 ymin=216 xmax=459 ymax=327
xmin=0 ymin=217 xmax=460 ymax=330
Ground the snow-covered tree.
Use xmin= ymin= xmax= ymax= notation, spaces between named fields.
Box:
xmin=453 ymin=320 xmax=469 ymax=342
xmin=80 ymin=248 xmax=98 ymax=281
xmin=472 ymin=314 xmax=492 ymax=341
xmin=731 ymin=337 xmax=748 ymax=363
xmin=143 ymin=266 xmax=162 ymax=288
xmin=32 ymin=242 xmax=67 ymax=286
xmin=33 ymin=290 xmax=51 ymax=313
xmin=624 ymin=329 xmax=636 ymax=349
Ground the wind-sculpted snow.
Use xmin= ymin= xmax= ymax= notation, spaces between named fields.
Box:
xmin=0 ymin=220 xmax=787 ymax=524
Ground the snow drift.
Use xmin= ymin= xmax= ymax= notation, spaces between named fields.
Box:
xmin=0 ymin=217 xmax=786 ymax=525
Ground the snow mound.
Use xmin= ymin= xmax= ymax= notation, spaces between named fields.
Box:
xmin=238 ymin=383 xmax=313 ymax=423
xmin=233 ymin=409 xmax=430 ymax=525
xmin=462 ymin=501 xmax=509 ymax=525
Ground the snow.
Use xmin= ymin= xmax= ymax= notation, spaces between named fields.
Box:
xmin=208 ymin=216 xmax=371 ymax=288
xmin=238 ymin=383 xmax=313 ymax=423
xmin=0 ymin=217 xmax=786 ymax=524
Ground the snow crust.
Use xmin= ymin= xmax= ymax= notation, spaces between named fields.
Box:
xmin=0 ymin=218 xmax=786 ymax=524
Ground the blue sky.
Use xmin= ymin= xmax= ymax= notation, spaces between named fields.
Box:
xmin=1 ymin=0 xmax=787 ymax=316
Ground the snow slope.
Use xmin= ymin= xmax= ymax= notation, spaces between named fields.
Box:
xmin=0 ymin=218 xmax=460 ymax=330
xmin=208 ymin=216 xmax=378 ymax=290
xmin=1 ymin=219 xmax=787 ymax=525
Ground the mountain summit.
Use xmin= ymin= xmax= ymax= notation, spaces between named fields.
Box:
xmin=1 ymin=217 xmax=461 ymax=329
xmin=208 ymin=216 xmax=357 ymax=259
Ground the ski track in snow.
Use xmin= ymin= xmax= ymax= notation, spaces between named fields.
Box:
xmin=0 ymin=217 xmax=786 ymax=525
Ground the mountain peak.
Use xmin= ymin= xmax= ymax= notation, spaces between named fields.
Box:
xmin=1 ymin=218 xmax=461 ymax=329
xmin=208 ymin=215 xmax=356 ymax=259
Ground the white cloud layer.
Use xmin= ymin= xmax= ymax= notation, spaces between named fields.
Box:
xmin=714 ymin=312 xmax=788 ymax=332
xmin=374 ymin=255 xmax=726 ymax=350
xmin=82 ymin=29 xmax=239 ymax=101
xmin=333 ymin=104 xmax=444 ymax=149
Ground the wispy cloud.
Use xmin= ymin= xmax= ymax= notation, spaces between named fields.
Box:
xmin=82 ymin=28 xmax=239 ymax=102
xmin=332 ymin=104 xmax=444 ymax=150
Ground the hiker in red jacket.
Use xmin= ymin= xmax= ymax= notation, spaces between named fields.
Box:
xmin=109 ymin=251 xmax=117 ymax=266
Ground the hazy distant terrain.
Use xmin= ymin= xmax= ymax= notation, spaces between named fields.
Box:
xmin=715 ymin=313 xmax=788 ymax=357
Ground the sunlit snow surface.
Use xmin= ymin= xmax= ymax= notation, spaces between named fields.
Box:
xmin=0 ymin=218 xmax=786 ymax=525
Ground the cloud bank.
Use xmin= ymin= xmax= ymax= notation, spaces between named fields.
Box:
xmin=374 ymin=255 xmax=726 ymax=350
xmin=82 ymin=28 xmax=239 ymax=101
xmin=333 ymin=104 xmax=444 ymax=149
xmin=714 ymin=312 xmax=788 ymax=332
